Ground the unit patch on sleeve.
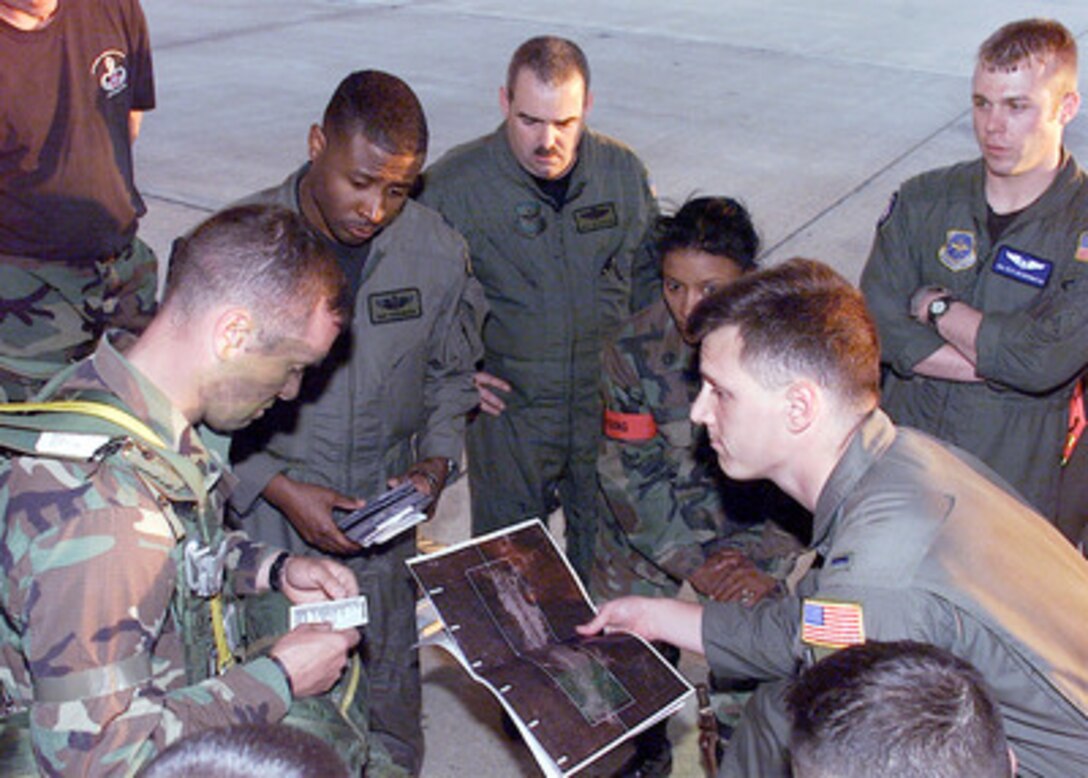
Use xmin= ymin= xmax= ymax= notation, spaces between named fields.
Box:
xmin=937 ymin=230 xmax=977 ymax=272
xmin=801 ymin=598 xmax=865 ymax=649
xmin=368 ymin=288 xmax=422 ymax=324
xmin=991 ymin=246 xmax=1053 ymax=288
xmin=574 ymin=202 xmax=618 ymax=233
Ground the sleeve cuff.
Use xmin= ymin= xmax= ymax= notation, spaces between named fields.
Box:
xmin=242 ymin=656 xmax=292 ymax=707
xmin=229 ymin=454 xmax=285 ymax=516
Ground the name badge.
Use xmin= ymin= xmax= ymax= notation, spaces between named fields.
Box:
xmin=992 ymin=246 xmax=1053 ymax=288
xmin=368 ymin=288 xmax=422 ymax=324
xmin=573 ymin=202 xmax=618 ymax=233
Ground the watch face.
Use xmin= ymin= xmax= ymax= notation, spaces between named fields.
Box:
xmin=928 ymin=296 xmax=951 ymax=324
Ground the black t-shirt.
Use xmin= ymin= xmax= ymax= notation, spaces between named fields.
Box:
xmin=533 ymin=162 xmax=576 ymax=210
xmin=0 ymin=0 xmax=156 ymax=262
xmin=987 ymin=204 xmax=1024 ymax=245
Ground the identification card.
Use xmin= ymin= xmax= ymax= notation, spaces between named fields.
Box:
xmin=289 ymin=595 xmax=369 ymax=631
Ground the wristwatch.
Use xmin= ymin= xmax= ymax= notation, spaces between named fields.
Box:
xmin=927 ymin=294 xmax=955 ymax=326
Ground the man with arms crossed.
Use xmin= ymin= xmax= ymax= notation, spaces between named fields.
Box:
xmin=860 ymin=18 xmax=1088 ymax=542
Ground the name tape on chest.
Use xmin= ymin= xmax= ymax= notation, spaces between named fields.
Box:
xmin=368 ymin=288 xmax=422 ymax=325
xmin=801 ymin=598 xmax=865 ymax=649
xmin=991 ymin=246 xmax=1053 ymax=288
xmin=573 ymin=202 xmax=619 ymax=233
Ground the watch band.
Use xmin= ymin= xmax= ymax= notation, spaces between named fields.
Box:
xmin=268 ymin=551 xmax=290 ymax=592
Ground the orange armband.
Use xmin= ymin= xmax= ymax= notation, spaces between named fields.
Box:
xmin=603 ymin=408 xmax=657 ymax=441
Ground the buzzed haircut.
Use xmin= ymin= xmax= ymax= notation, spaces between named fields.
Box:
xmin=687 ymin=258 xmax=880 ymax=407
xmin=138 ymin=723 xmax=350 ymax=778
xmin=978 ymin=18 xmax=1078 ymax=94
xmin=164 ymin=204 xmax=348 ymax=347
xmin=506 ymin=35 xmax=591 ymax=98
xmin=788 ymin=641 xmax=1012 ymax=778
xmin=656 ymin=196 xmax=760 ymax=271
xmin=322 ymin=69 xmax=428 ymax=158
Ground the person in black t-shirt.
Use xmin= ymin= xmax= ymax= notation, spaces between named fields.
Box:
xmin=0 ymin=0 xmax=158 ymax=400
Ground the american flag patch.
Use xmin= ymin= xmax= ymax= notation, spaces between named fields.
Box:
xmin=1076 ymin=232 xmax=1088 ymax=263
xmin=801 ymin=599 xmax=865 ymax=648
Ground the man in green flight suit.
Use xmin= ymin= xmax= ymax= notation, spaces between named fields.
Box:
xmin=580 ymin=259 xmax=1088 ymax=777
xmin=860 ymin=18 xmax=1088 ymax=544
xmin=420 ymin=35 xmax=658 ymax=583
xmin=0 ymin=205 xmax=363 ymax=776
xmin=229 ymin=70 xmax=483 ymax=776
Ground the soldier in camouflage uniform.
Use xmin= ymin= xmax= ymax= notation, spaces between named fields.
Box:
xmin=0 ymin=0 xmax=160 ymax=401
xmin=594 ymin=197 xmax=804 ymax=606
xmin=0 ymin=205 xmax=362 ymax=776
xmin=593 ymin=197 xmax=806 ymax=776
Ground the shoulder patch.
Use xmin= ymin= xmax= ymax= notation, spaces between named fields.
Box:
xmin=937 ymin=230 xmax=977 ymax=272
xmin=368 ymin=288 xmax=422 ymax=324
xmin=574 ymin=202 xmax=618 ymax=233
xmin=991 ymin=246 xmax=1053 ymax=288
xmin=514 ymin=201 xmax=546 ymax=238
xmin=801 ymin=598 xmax=865 ymax=649
xmin=1075 ymin=231 xmax=1088 ymax=263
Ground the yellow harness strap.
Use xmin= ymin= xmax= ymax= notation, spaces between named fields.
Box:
xmin=1 ymin=400 xmax=166 ymax=449
xmin=1 ymin=400 xmax=234 ymax=675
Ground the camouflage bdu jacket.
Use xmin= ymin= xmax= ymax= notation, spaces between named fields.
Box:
xmin=0 ymin=333 xmax=290 ymax=776
xmin=593 ymin=301 xmax=801 ymax=601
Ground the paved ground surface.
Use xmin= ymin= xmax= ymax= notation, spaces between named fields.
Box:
xmin=5 ymin=1 xmax=1088 ymax=776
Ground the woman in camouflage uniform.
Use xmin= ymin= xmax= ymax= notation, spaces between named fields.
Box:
xmin=592 ymin=197 xmax=806 ymax=776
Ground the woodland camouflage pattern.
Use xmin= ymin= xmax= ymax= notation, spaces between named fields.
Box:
xmin=592 ymin=301 xmax=802 ymax=602
xmin=0 ymin=239 xmax=158 ymax=402
xmin=0 ymin=334 xmax=289 ymax=777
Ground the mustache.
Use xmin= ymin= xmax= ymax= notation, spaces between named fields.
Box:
xmin=533 ymin=146 xmax=559 ymax=157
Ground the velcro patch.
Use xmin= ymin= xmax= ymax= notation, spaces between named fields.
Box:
xmin=368 ymin=288 xmax=422 ymax=324
xmin=1075 ymin=231 xmax=1088 ymax=262
xmin=992 ymin=246 xmax=1053 ymax=288
xmin=573 ymin=202 xmax=618 ymax=233
xmin=937 ymin=229 xmax=977 ymax=272
xmin=603 ymin=409 xmax=657 ymax=441
xmin=801 ymin=598 xmax=865 ymax=649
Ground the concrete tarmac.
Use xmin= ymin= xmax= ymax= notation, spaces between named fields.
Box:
xmin=5 ymin=2 xmax=1088 ymax=776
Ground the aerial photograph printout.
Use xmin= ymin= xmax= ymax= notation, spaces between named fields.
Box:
xmin=409 ymin=520 xmax=693 ymax=776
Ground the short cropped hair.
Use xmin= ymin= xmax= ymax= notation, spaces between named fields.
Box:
xmin=164 ymin=205 xmax=348 ymax=347
xmin=506 ymin=36 xmax=590 ymax=98
xmin=656 ymin=196 xmax=760 ymax=271
xmin=687 ymin=258 xmax=880 ymax=407
xmin=323 ymin=69 xmax=428 ymax=158
xmin=138 ymin=723 xmax=350 ymax=778
xmin=788 ymin=641 xmax=1012 ymax=778
xmin=978 ymin=18 xmax=1078 ymax=95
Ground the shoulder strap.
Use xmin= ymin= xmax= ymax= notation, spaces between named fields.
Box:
xmin=0 ymin=400 xmax=165 ymax=449
xmin=0 ymin=399 xmax=208 ymax=510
